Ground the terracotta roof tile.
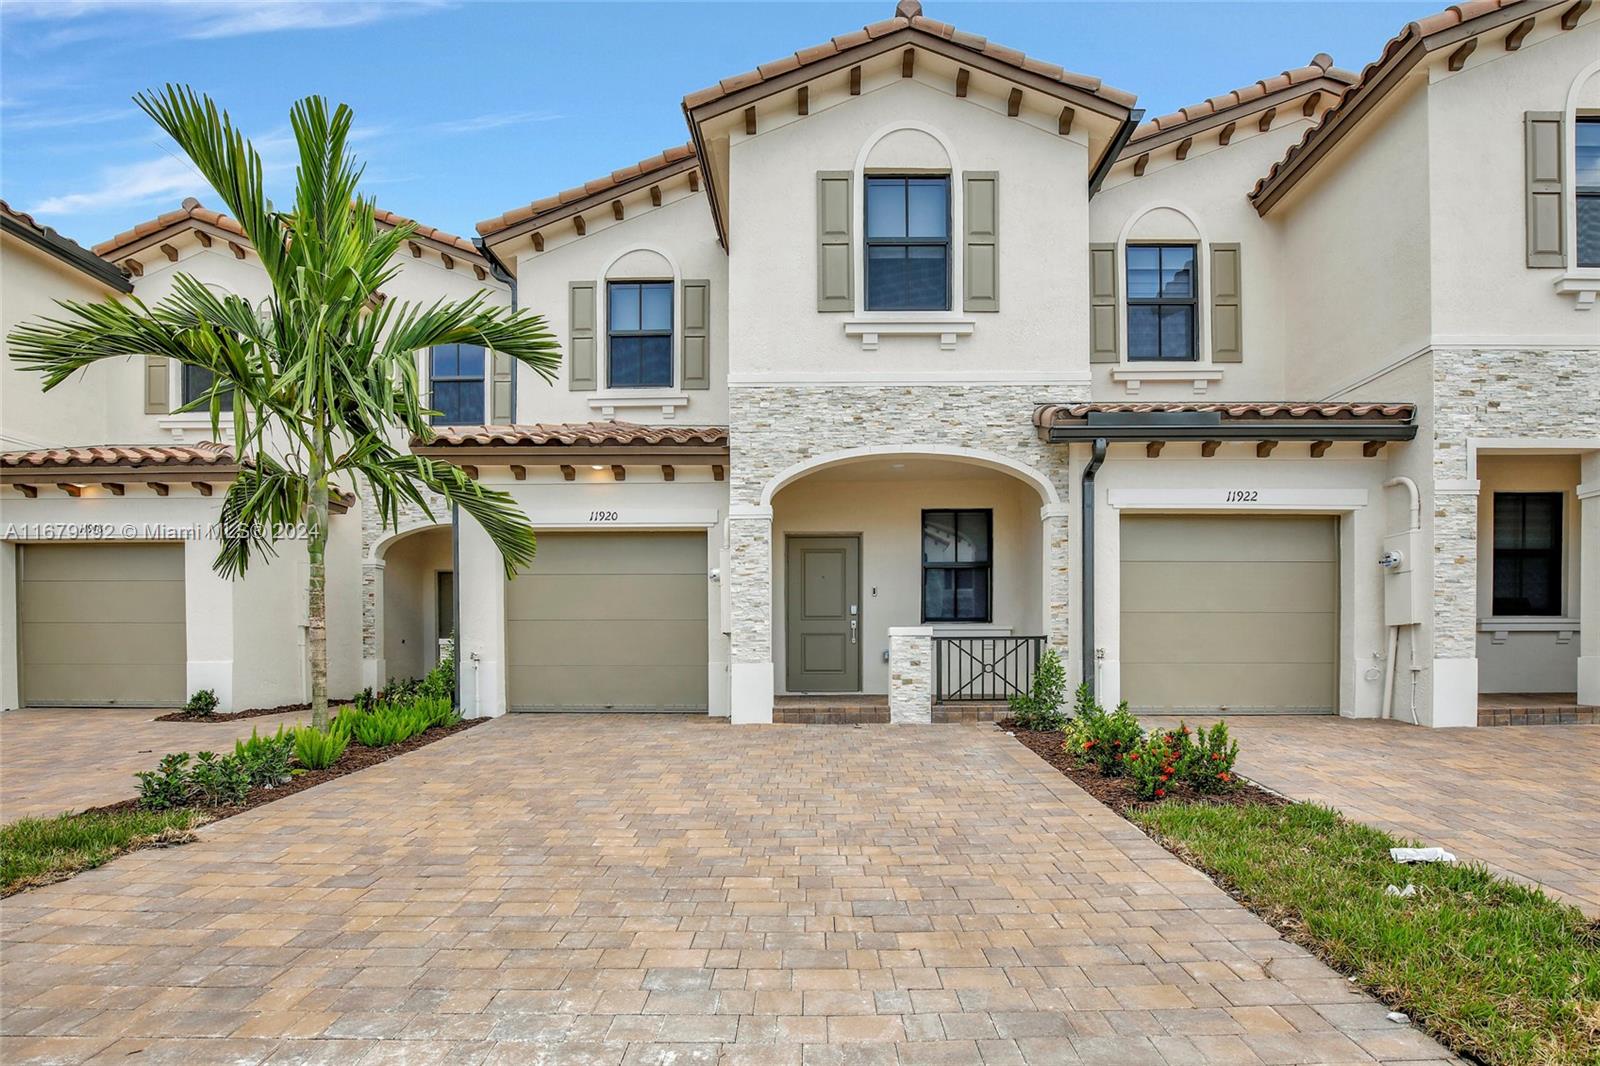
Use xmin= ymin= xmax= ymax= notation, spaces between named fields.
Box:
xmin=1 ymin=200 xmax=129 ymax=289
xmin=419 ymin=421 xmax=728 ymax=449
xmin=1 ymin=442 xmax=236 ymax=470
xmin=1033 ymin=401 xmax=1416 ymax=427
xmin=679 ymin=1 xmax=1136 ymax=117
xmin=1251 ymin=0 xmax=1547 ymax=208
xmin=475 ymin=143 xmax=699 ymax=237
xmin=1129 ymin=54 xmax=1358 ymax=144
xmin=95 ymin=199 xmax=482 ymax=261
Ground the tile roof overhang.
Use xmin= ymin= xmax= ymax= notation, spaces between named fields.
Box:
xmin=682 ymin=1 xmax=1138 ymax=247
xmin=1250 ymin=0 xmax=1572 ymax=214
xmin=476 ymin=145 xmax=700 ymax=246
xmin=94 ymin=198 xmax=488 ymax=268
xmin=412 ymin=421 xmax=730 ymax=467
xmin=1 ymin=201 xmax=132 ymax=293
xmin=1033 ymin=402 xmax=1418 ymax=444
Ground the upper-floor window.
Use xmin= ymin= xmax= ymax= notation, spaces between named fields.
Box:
xmin=922 ymin=509 xmax=992 ymax=623
xmin=865 ymin=176 xmax=949 ymax=311
xmin=607 ymin=280 xmax=672 ymax=389
xmin=1578 ymin=117 xmax=1599 ymax=269
xmin=1126 ymin=244 xmax=1196 ymax=361
xmin=1493 ymin=492 xmax=1562 ymax=616
xmin=429 ymin=343 xmax=485 ymax=425
xmin=182 ymin=365 xmax=233 ymax=412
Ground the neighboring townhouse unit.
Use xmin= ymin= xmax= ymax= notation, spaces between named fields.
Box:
xmin=3 ymin=0 xmax=1596 ymax=728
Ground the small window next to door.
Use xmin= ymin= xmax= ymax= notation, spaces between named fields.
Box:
xmin=922 ymin=509 xmax=991 ymax=623
xmin=435 ymin=571 xmax=455 ymax=660
xmin=1493 ymin=492 xmax=1562 ymax=616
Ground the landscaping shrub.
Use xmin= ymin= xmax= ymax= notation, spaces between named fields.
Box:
xmin=1070 ymin=684 xmax=1143 ymax=777
xmin=1183 ymin=720 xmax=1239 ymax=793
xmin=344 ymin=703 xmax=419 ymax=747
xmin=416 ymin=695 xmax=459 ymax=729
xmin=183 ymin=688 xmax=219 ymax=717
xmin=1125 ymin=727 xmax=1195 ymax=800
xmin=187 ymin=751 xmax=251 ymax=807
xmin=353 ymin=686 xmax=376 ymax=713
xmin=420 ymin=653 xmax=455 ymax=702
xmin=293 ymin=724 xmax=348 ymax=770
xmin=234 ymin=726 xmax=295 ymax=789
xmin=136 ymin=753 xmax=192 ymax=811
xmin=1008 ymin=647 xmax=1067 ymax=731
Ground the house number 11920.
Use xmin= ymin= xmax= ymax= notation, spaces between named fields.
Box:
xmin=589 ymin=510 xmax=619 ymax=522
xmin=1225 ymin=490 xmax=1259 ymax=502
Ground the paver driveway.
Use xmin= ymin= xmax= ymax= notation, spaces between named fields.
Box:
xmin=1 ymin=715 xmax=1457 ymax=1065
xmin=1149 ymin=716 xmax=1600 ymax=917
xmin=0 ymin=708 xmax=309 ymax=821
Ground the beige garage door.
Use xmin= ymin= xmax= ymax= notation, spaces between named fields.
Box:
xmin=1121 ymin=515 xmax=1337 ymax=714
xmin=507 ymin=532 xmax=708 ymax=711
xmin=18 ymin=543 xmax=187 ymax=707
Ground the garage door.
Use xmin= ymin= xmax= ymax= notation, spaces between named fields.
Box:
xmin=507 ymin=532 xmax=708 ymax=711
xmin=18 ymin=543 xmax=187 ymax=707
xmin=1120 ymin=515 xmax=1337 ymax=714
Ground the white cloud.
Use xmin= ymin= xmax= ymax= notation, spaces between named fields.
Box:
xmin=3 ymin=1 xmax=448 ymax=46
xmin=28 ymin=154 xmax=208 ymax=215
xmin=1 ymin=106 xmax=135 ymax=132
xmin=421 ymin=110 xmax=563 ymax=136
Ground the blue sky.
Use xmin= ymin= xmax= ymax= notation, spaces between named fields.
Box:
xmin=2 ymin=1 xmax=1441 ymax=245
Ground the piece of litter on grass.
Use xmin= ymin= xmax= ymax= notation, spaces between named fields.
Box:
xmin=1384 ymin=883 xmax=1417 ymax=898
xmin=1386 ymin=1011 xmax=1409 ymax=1024
xmin=1390 ymin=846 xmax=1456 ymax=864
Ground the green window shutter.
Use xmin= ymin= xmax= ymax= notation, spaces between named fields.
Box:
xmin=963 ymin=172 xmax=999 ymax=313
xmin=490 ymin=350 xmax=514 ymax=422
xmin=1089 ymin=244 xmax=1119 ymax=363
xmin=681 ymin=279 xmax=711 ymax=390
xmin=568 ymin=281 xmax=597 ymax=391
xmin=144 ymin=355 xmax=170 ymax=414
xmin=1525 ymin=111 xmax=1565 ymax=268
xmin=817 ymin=171 xmax=853 ymax=312
xmin=1210 ymin=243 xmax=1243 ymax=363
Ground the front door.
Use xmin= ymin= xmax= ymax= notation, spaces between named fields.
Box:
xmin=785 ymin=535 xmax=861 ymax=692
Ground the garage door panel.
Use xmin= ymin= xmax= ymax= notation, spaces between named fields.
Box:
xmin=21 ymin=665 xmax=189 ymax=708
xmin=526 ymin=533 xmax=704 ymax=574
xmin=508 ymin=619 xmax=707 ymax=667
xmin=1126 ymin=663 xmax=1336 ymax=712
xmin=1120 ymin=516 xmax=1336 ymax=713
xmin=21 ymin=622 xmax=186 ymax=666
xmin=508 ymin=666 xmax=707 ymax=711
xmin=20 ymin=580 xmax=186 ymax=624
xmin=507 ymin=574 xmax=706 ymax=622
xmin=1122 ymin=612 xmax=1336 ymax=665
xmin=1121 ymin=562 xmax=1337 ymax=614
xmin=20 ymin=542 xmax=184 ymax=581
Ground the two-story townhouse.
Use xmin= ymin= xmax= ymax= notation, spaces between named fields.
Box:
xmin=5 ymin=0 xmax=1595 ymax=728
xmin=0 ymin=198 xmax=509 ymax=712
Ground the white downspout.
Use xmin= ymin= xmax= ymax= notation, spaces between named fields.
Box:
xmin=1381 ymin=476 xmax=1422 ymax=720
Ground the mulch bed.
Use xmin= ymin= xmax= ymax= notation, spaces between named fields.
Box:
xmin=83 ymin=718 xmax=485 ymax=822
xmin=998 ymin=717 xmax=1287 ymax=816
xmin=155 ymin=699 xmax=355 ymax=723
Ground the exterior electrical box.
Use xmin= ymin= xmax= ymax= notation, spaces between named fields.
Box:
xmin=1381 ymin=529 xmax=1425 ymax=627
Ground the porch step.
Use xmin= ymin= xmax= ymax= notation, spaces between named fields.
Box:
xmin=932 ymin=702 xmax=1010 ymax=724
xmin=774 ymin=696 xmax=888 ymax=725
xmin=1478 ymin=693 xmax=1598 ymax=726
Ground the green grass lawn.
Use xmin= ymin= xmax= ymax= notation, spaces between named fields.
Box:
xmin=1134 ymin=801 xmax=1600 ymax=1066
xmin=1 ymin=808 xmax=209 ymax=896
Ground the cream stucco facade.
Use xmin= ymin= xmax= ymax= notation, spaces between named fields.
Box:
xmin=4 ymin=0 xmax=1597 ymax=727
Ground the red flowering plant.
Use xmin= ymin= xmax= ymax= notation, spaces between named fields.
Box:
xmin=1068 ymin=683 xmax=1144 ymax=777
xmin=1127 ymin=725 xmax=1194 ymax=800
xmin=1181 ymin=720 xmax=1240 ymax=793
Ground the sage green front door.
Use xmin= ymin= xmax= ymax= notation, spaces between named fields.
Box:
xmin=785 ymin=536 xmax=861 ymax=692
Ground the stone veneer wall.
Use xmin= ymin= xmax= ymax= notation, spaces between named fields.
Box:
xmin=727 ymin=383 xmax=1087 ymax=674
xmin=1430 ymin=348 xmax=1600 ymax=660
xmin=888 ymin=629 xmax=933 ymax=724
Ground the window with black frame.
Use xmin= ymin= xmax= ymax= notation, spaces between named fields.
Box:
xmin=428 ymin=343 xmax=486 ymax=425
xmin=608 ymin=280 xmax=673 ymax=388
xmin=922 ymin=509 xmax=992 ymax=623
xmin=865 ymin=175 xmax=950 ymax=311
xmin=181 ymin=364 xmax=234 ymax=412
xmin=1126 ymin=244 xmax=1197 ymax=360
xmin=1578 ymin=117 xmax=1600 ymax=268
xmin=1493 ymin=492 xmax=1562 ymax=616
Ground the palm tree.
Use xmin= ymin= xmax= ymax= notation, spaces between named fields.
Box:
xmin=8 ymin=86 xmax=560 ymax=729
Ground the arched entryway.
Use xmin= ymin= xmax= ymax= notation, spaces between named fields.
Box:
xmin=368 ymin=523 xmax=454 ymax=688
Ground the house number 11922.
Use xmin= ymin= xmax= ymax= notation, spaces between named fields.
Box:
xmin=1225 ymin=490 xmax=1259 ymax=502
xmin=589 ymin=510 xmax=619 ymax=522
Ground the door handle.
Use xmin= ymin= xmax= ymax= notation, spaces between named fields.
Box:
xmin=849 ymin=618 xmax=858 ymax=644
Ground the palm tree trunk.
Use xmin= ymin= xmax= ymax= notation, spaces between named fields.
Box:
xmin=308 ymin=449 xmax=330 ymax=731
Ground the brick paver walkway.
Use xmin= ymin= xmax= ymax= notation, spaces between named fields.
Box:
xmin=1149 ymin=715 xmax=1600 ymax=917
xmin=0 ymin=708 xmax=309 ymax=821
xmin=1 ymin=716 xmax=1457 ymax=1064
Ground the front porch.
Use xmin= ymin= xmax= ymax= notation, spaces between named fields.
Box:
xmin=771 ymin=693 xmax=1013 ymax=724
xmin=1478 ymin=691 xmax=1599 ymax=726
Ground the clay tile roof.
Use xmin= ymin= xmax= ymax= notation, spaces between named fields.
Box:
xmin=0 ymin=442 xmax=237 ymax=470
xmin=1 ymin=200 xmax=132 ymax=291
xmin=1032 ymin=401 xmax=1416 ymax=427
xmin=95 ymin=198 xmax=483 ymax=261
xmin=679 ymin=1 xmax=1136 ymax=117
xmin=1251 ymin=0 xmax=1551 ymax=210
xmin=417 ymin=421 xmax=729 ymax=449
xmin=1129 ymin=54 xmax=1358 ymax=144
xmin=476 ymin=143 xmax=699 ymax=237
